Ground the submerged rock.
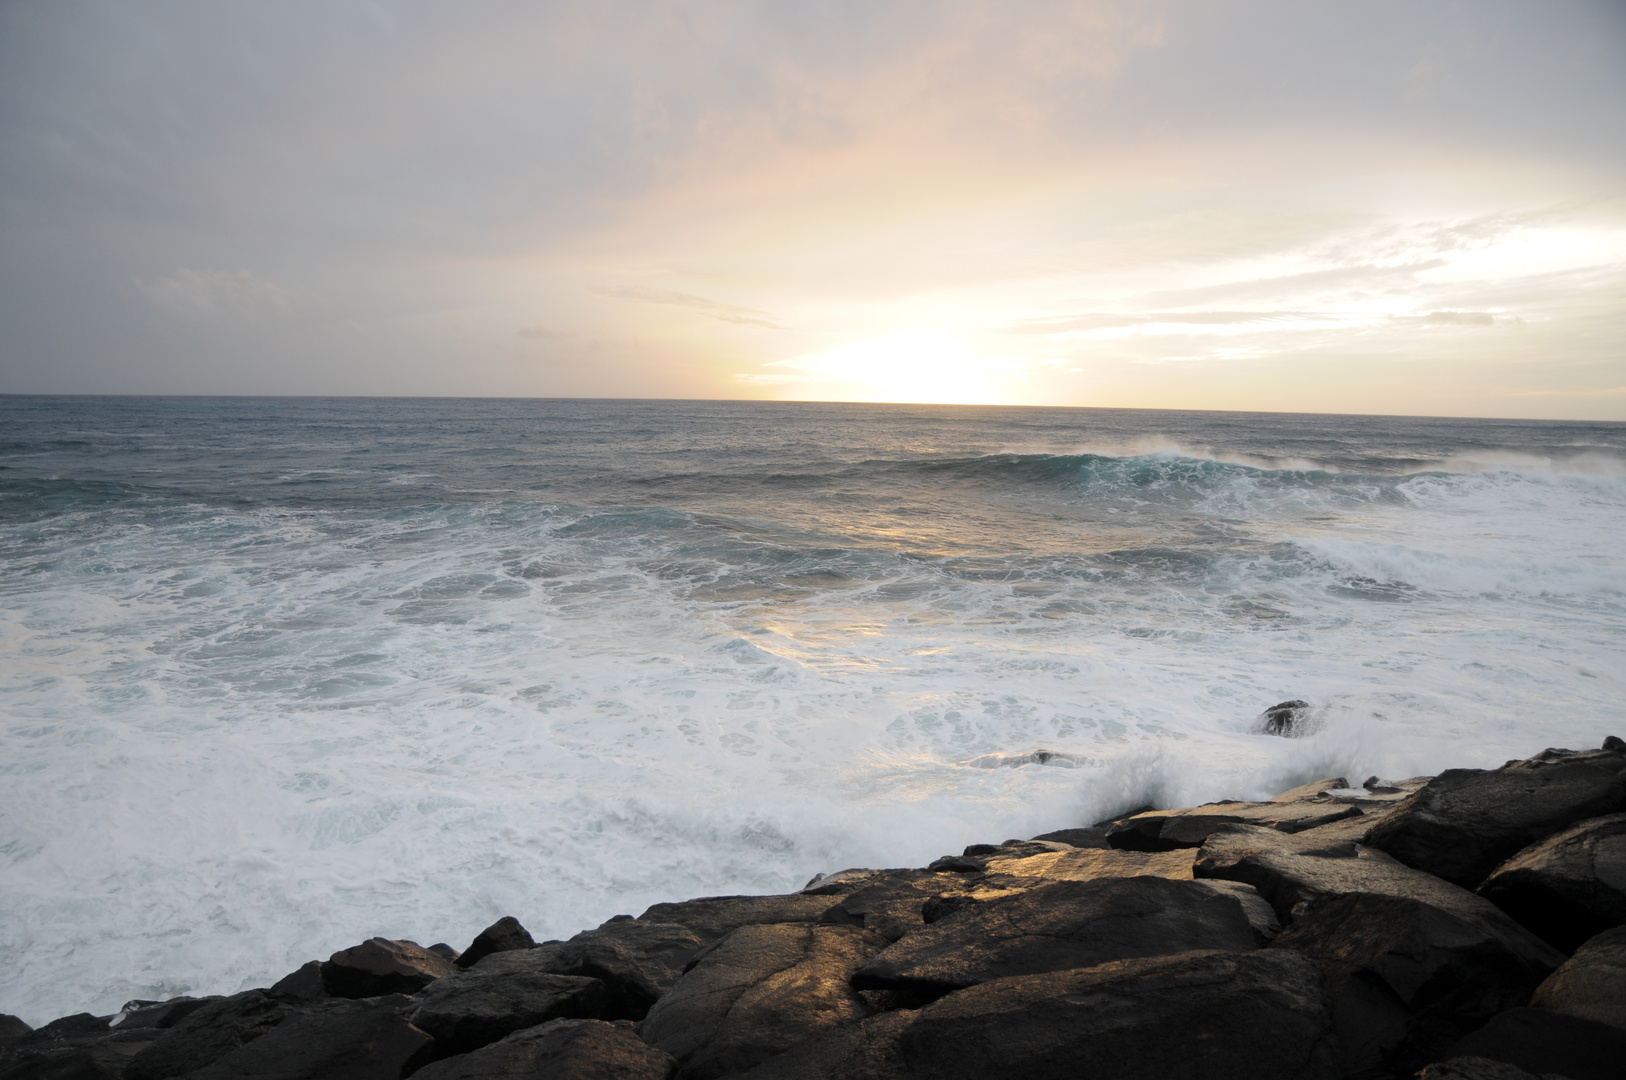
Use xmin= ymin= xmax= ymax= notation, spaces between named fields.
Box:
xmin=454 ymin=916 xmax=535 ymax=970
xmin=409 ymin=1019 xmax=675 ymax=1080
xmin=321 ymin=938 xmax=453 ymax=998
xmin=1477 ymin=812 xmax=1626 ymax=952
xmin=1528 ymin=925 xmax=1626 ymax=1031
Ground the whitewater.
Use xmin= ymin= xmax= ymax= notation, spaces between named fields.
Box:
xmin=1 ymin=396 xmax=1623 ymax=1025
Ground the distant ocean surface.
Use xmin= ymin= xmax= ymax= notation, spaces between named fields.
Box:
xmin=2 ymin=396 xmax=1624 ymax=1023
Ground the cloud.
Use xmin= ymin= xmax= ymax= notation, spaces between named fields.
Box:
xmin=517 ymin=323 xmax=565 ymax=340
xmin=131 ymin=268 xmax=295 ymax=320
xmin=1420 ymin=311 xmax=1495 ymax=325
xmin=593 ymin=286 xmax=784 ymax=329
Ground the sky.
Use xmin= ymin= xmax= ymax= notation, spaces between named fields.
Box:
xmin=2 ymin=1 xmax=1625 ymax=417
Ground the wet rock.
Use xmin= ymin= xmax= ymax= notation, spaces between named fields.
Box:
xmin=410 ymin=1019 xmax=675 ymax=1080
xmin=894 ymin=949 xmax=1340 ymax=1080
xmin=1268 ymin=891 xmax=1563 ymax=1078
xmin=1257 ymin=699 xmax=1314 ymax=736
xmin=454 ymin=916 xmax=535 ymax=970
xmin=110 ymin=998 xmax=215 ymax=1032
xmin=800 ymin=869 xmax=883 ymax=895
xmin=1477 ymin=812 xmax=1626 ymax=952
xmin=1271 ymin=776 xmax=1350 ymax=802
xmin=639 ymin=923 xmax=888 ymax=1080
xmin=124 ymin=991 xmax=293 ymax=1080
xmin=1529 ymin=925 xmax=1626 ymax=1030
xmin=1412 ymin=1058 xmax=1554 ymax=1080
xmin=635 ymin=894 xmax=839 ymax=943
xmin=1446 ymin=1007 xmax=1626 ymax=1080
xmin=1106 ymin=800 xmax=1365 ymax=850
xmin=269 ymin=962 xmax=328 ymax=1002
xmin=851 ymin=876 xmax=1260 ymax=1003
xmin=1363 ymin=753 xmax=1626 ymax=888
xmin=409 ymin=964 xmax=609 ymax=1058
xmin=181 ymin=997 xmax=433 ymax=1080
xmin=538 ymin=920 xmax=706 ymax=1020
xmin=321 ymin=937 xmax=453 ymax=998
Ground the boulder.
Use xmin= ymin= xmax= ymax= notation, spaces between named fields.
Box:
xmin=1025 ymin=825 xmax=1111 ymax=847
xmin=894 ymin=949 xmax=1340 ymax=1080
xmin=635 ymin=894 xmax=840 ymax=943
xmin=1528 ymin=925 xmax=1626 ymax=1030
xmin=1268 ymin=891 xmax=1563 ymax=1078
xmin=851 ymin=876 xmax=1260 ymax=1003
xmin=454 ymin=916 xmax=536 ymax=970
xmin=1106 ymin=800 xmax=1365 ymax=851
xmin=110 ymin=998 xmax=216 ymax=1032
xmin=1269 ymin=776 xmax=1350 ymax=802
xmin=408 ymin=963 xmax=609 ymax=1057
xmin=1257 ymin=699 xmax=1314 ymax=736
xmin=800 ymin=869 xmax=885 ymax=895
xmin=180 ymin=997 xmax=433 ymax=1080
xmin=0 ymin=1017 xmax=30 ymax=1048
xmin=1477 ymin=812 xmax=1626 ymax=952
xmin=0 ymin=1054 xmax=122 ymax=1080
xmin=1446 ymin=1007 xmax=1626 ymax=1080
xmin=320 ymin=938 xmax=453 ymax=998
xmin=1363 ymin=749 xmax=1626 ymax=888
xmin=733 ymin=1012 xmax=913 ymax=1080
xmin=124 ymin=992 xmax=292 ymax=1080
xmin=1412 ymin=1058 xmax=1555 ymax=1080
xmin=638 ymin=923 xmax=888 ymax=1080
xmin=409 ymin=1019 xmax=675 ymax=1080
xmin=979 ymin=845 xmax=1195 ymax=883
xmin=815 ymin=869 xmax=993 ymax=943
xmin=426 ymin=944 xmax=461 ymax=963
xmin=535 ymin=919 xmax=706 ymax=1020
xmin=268 ymin=962 xmax=328 ymax=1002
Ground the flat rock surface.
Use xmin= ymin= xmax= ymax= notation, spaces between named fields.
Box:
xmin=979 ymin=845 xmax=1194 ymax=882
xmin=1269 ymin=891 xmax=1563 ymax=1078
xmin=538 ymin=920 xmax=707 ymax=1020
xmin=851 ymin=876 xmax=1260 ymax=1000
xmin=815 ymin=870 xmax=997 ymax=942
xmin=124 ymin=992 xmax=292 ymax=1080
xmin=182 ymin=997 xmax=433 ymax=1080
xmin=1447 ymin=1006 xmax=1626 ymax=1080
xmin=1363 ymin=751 xmax=1626 ymax=889
xmin=1107 ymin=800 xmax=1365 ymax=850
xmin=1528 ymin=925 xmax=1626 ymax=1030
xmin=1477 ymin=812 xmax=1626 ymax=952
xmin=639 ymin=923 xmax=888 ymax=1080
xmin=321 ymin=938 xmax=453 ymax=998
xmin=410 ymin=966 xmax=609 ymax=1057
xmin=410 ymin=1019 xmax=675 ymax=1080
xmin=893 ymin=949 xmax=1340 ymax=1080
xmin=635 ymin=894 xmax=839 ymax=943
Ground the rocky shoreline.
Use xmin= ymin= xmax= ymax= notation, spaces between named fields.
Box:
xmin=5 ymin=737 xmax=1625 ymax=1080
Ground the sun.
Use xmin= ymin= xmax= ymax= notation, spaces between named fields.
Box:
xmin=759 ymin=331 xmax=1027 ymax=405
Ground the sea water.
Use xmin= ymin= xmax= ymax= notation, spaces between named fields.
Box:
xmin=1 ymin=396 xmax=1623 ymax=1024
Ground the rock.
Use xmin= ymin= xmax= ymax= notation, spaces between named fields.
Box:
xmin=1025 ymin=825 xmax=1111 ymax=847
xmin=979 ymin=844 xmax=1195 ymax=882
xmin=733 ymin=1012 xmax=913 ymax=1080
xmin=851 ymin=876 xmax=1261 ymax=1003
xmin=1477 ymin=812 xmax=1626 ymax=952
xmin=124 ymin=991 xmax=293 ymax=1080
xmin=1446 ymin=1006 xmax=1626 ymax=1080
xmin=634 ymin=894 xmax=839 ymax=943
xmin=800 ymin=869 xmax=883 ymax=895
xmin=454 ymin=916 xmax=535 ymax=969
xmin=320 ymin=937 xmax=453 ymax=998
xmin=1271 ymin=776 xmax=1350 ymax=802
xmin=1412 ymin=1057 xmax=1554 ymax=1080
xmin=816 ymin=869 xmax=993 ymax=943
xmin=893 ymin=949 xmax=1340 ymax=1080
xmin=1268 ymin=891 xmax=1563 ymax=1078
xmin=1529 ymin=925 xmax=1626 ymax=1030
xmin=1105 ymin=800 xmax=1365 ymax=850
xmin=638 ymin=923 xmax=888 ymax=1080
xmin=269 ymin=962 xmax=328 ymax=1002
xmin=1195 ymin=879 xmax=1281 ymax=942
xmin=409 ymin=1019 xmax=675 ymax=1080
xmin=426 ymin=944 xmax=461 ymax=963
xmin=1606 ymin=735 xmax=1626 ymax=753
xmin=408 ymin=963 xmax=609 ymax=1057
xmin=1257 ymin=699 xmax=1313 ymax=736
xmin=181 ymin=997 xmax=434 ymax=1080
xmin=110 ymin=999 xmax=215 ymax=1032
xmin=1363 ymin=752 xmax=1626 ymax=888
xmin=0 ymin=1018 xmax=32 ymax=1047
xmin=537 ymin=920 xmax=706 ymax=1020
xmin=0 ymin=1054 xmax=122 ymax=1079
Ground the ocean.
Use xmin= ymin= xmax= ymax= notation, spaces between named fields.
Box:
xmin=2 ymin=396 xmax=1623 ymax=1024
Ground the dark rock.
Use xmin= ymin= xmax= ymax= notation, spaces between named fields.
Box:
xmin=1477 ymin=812 xmax=1626 ymax=952
xmin=816 ymin=869 xmax=990 ymax=942
xmin=426 ymin=944 xmax=461 ymax=964
xmin=538 ymin=920 xmax=705 ymax=1020
xmin=112 ymin=998 xmax=216 ymax=1031
xmin=1257 ymin=699 xmax=1313 ymax=736
xmin=1268 ymin=891 xmax=1563 ymax=1078
xmin=1363 ymin=754 xmax=1626 ymax=888
xmin=1412 ymin=1057 xmax=1553 ymax=1080
xmin=0 ymin=1018 xmax=32 ymax=1047
xmin=182 ymin=997 xmax=434 ymax=1080
xmin=734 ymin=1012 xmax=913 ymax=1080
xmin=27 ymin=1018 xmax=107 ymax=1042
xmin=320 ymin=937 xmax=453 ymax=998
xmin=1106 ymin=800 xmax=1365 ymax=850
xmin=851 ymin=876 xmax=1260 ymax=1003
xmin=1196 ymin=878 xmax=1282 ymax=942
xmin=123 ymin=991 xmax=293 ymax=1080
xmin=408 ymin=963 xmax=608 ymax=1058
xmin=924 ymin=855 xmax=985 ymax=873
xmin=894 ymin=949 xmax=1340 ymax=1080
xmin=638 ymin=923 xmax=889 ymax=1080
xmin=1605 ymin=735 xmax=1626 ymax=754
xmin=0 ymin=1054 xmax=122 ymax=1080
xmin=1271 ymin=776 xmax=1351 ymax=802
xmin=978 ymin=844 xmax=1195 ymax=885
xmin=635 ymin=894 xmax=838 ymax=943
xmin=269 ymin=962 xmax=328 ymax=1002
xmin=410 ymin=1018 xmax=675 ymax=1080
xmin=454 ymin=916 xmax=535 ymax=969
xmin=1026 ymin=825 xmax=1111 ymax=847
xmin=1529 ymin=925 xmax=1626 ymax=1030
xmin=1447 ymin=1006 xmax=1626 ymax=1080
xmin=799 ymin=869 xmax=883 ymax=895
